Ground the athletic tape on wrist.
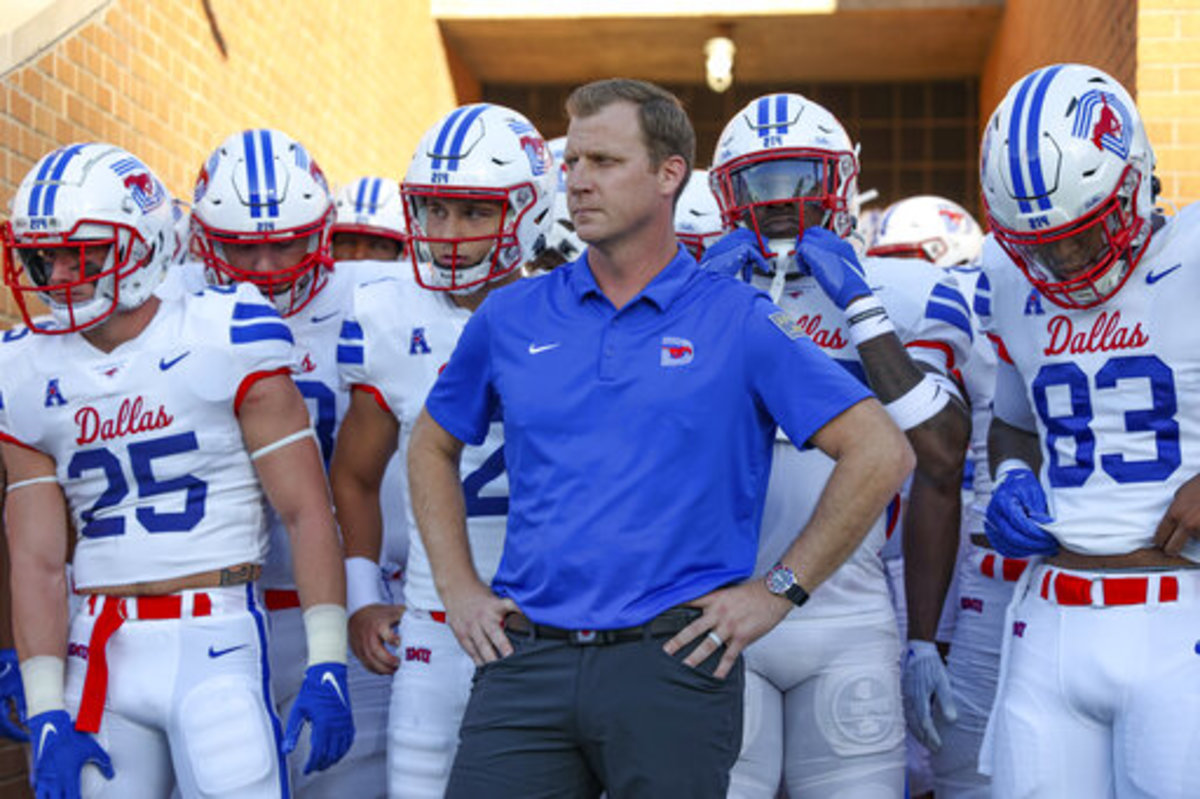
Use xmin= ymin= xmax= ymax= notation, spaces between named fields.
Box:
xmin=885 ymin=374 xmax=951 ymax=431
xmin=993 ymin=458 xmax=1033 ymax=485
xmin=345 ymin=557 xmax=386 ymax=618
xmin=303 ymin=603 xmax=348 ymax=666
xmin=250 ymin=427 xmax=318 ymax=461
xmin=845 ymin=295 xmax=895 ymax=346
xmin=5 ymin=475 xmax=58 ymax=493
xmin=21 ymin=655 xmax=65 ymax=718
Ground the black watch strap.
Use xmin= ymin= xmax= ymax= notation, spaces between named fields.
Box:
xmin=784 ymin=582 xmax=809 ymax=608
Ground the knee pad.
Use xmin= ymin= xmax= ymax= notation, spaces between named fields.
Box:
xmin=814 ymin=666 xmax=904 ymax=758
xmin=178 ymin=677 xmax=278 ymax=796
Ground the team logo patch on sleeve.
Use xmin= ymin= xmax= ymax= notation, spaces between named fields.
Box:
xmin=769 ymin=311 xmax=804 ymax=340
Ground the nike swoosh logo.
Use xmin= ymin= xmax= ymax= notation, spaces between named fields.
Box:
xmin=208 ymin=644 xmax=248 ymax=658
xmin=1146 ymin=264 xmax=1182 ymax=284
xmin=311 ymin=312 xmax=339 ymax=324
xmin=321 ymin=671 xmax=348 ymax=707
xmin=528 ymin=343 xmax=560 ymax=354
xmin=159 ymin=351 xmax=190 ymax=371
xmin=37 ymin=722 xmax=56 ymax=758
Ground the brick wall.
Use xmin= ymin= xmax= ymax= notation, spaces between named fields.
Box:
xmin=1139 ymin=0 xmax=1200 ymax=210
xmin=1 ymin=0 xmax=464 ymax=322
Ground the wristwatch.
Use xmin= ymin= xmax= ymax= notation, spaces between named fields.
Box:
xmin=765 ymin=562 xmax=810 ymax=608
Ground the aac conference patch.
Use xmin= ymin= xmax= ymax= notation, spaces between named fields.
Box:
xmin=769 ymin=310 xmax=804 ymax=340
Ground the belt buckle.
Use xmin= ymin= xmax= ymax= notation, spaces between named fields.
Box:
xmin=570 ymin=629 xmax=598 ymax=645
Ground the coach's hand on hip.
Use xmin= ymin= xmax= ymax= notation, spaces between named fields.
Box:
xmin=445 ymin=579 xmax=519 ymax=666
xmin=662 ymin=581 xmax=791 ymax=679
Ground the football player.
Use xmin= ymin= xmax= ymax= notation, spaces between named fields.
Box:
xmin=331 ymin=177 xmax=408 ymax=263
xmin=702 ymin=93 xmax=973 ymax=798
xmin=674 ymin=168 xmax=726 ymax=261
xmin=330 ymin=102 xmax=553 ymax=798
xmin=190 ymin=129 xmax=400 ymax=798
xmin=869 ymin=194 xmax=1004 ymax=798
xmin=979 ymin=63 xmax=1200 ymax=798
xmin=0 ymin=142 xmax=352 ymax=797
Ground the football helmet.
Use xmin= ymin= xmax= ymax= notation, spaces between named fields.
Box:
xmin=710 ymin=92 xmax=859 ymax=274
xmin=543 ymin=136 xmax=584 ymax=265
xmin=868 ymin=195 xmax=984 ymax=267
xmin=191 ymin=128 xmax=334 ymax=316
xmin=402 ymin=103 xmax=554 ymax=292
xmin=674 ymin=169 xmax=725 ymax=260
xmin=2 ymin=142 xmax=173 ymax=333
xmin=332 ymin=176 xmax=407 ymax=258
xmin=980 ymin=63 xmax=1155 ymax=309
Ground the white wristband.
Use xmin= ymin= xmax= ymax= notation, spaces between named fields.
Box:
xmin=845 ymin=295 xmax=895 ymax=347
xmin=345 ymin=557 xmax=386 ymax=618
xmin=885 ymin=374 xmax=952 ymax=431
xmin=303 ymin=604 xmax=348 ymax=666
xmin=5 ymin=475 xmax=58 ymax=493
xmin=21 ymin=655 xmax=65 ymax=717
xmin=993 ymin=458 xmax=1033 ymax=484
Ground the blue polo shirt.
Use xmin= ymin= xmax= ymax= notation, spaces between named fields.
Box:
xmin=425 ymin=246 xmax=871 ymax=628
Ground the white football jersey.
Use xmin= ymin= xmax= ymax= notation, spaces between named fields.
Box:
xmin=949 ymin=264 xmax=999 ymax=536
xmin=751 ymin=255 xmax=975 ymax=620
xmin=338 ymin=276 xmax=508 ymax=611
xmin=0 ymin=284 xmax=292 ymax=588
xmin=257 ymin=260 xmax=408 ymax=590
xmin=980 ymin=205 xmax=1200 ymax=561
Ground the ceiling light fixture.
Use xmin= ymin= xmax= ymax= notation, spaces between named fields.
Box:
xmin=704 ymin=35 xmax=736 ymax=93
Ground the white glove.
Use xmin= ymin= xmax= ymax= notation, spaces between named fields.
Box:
xmin=902 ymin=639 xmax=958 ymax=751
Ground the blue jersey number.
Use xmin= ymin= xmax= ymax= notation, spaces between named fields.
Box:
xmin=1032 ymin=354 xmax=1180 ymax=488
xmin=68 ymin=432 xmax=209 ymax=538
xmin=295 ymin=379 xmax=337 ymax=467
xmin=463 ymin=445 xmax=507 ymax=517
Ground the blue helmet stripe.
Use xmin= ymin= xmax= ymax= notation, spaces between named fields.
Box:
xmin=39 ymin=144 xmax=85 ymax=217
xmin=27 ymin=148 xmax=63 ymax=217
xmin=354 ymin=178 xmax=369 ymax=213
xmin=431 ymin=106 xmax=470 ymax=171
xmin=259 ymin=129 xmax=279 ymax=219
xmin=1025 ymin=64 xmax=1065 ymax=212
xmin=446 ymin=104 xmax=490 ymax=172
xmin=368 ymin=178 xmax=383 ymax=211
xmin=756 ymin=97 xmax=770 ymax=135
xmin=243 ymin=130 xmax=261 ymax=219
xmin=774 ymin=94 xmax=789 ymax=136
xmin=1006 ymin=69 xmax=1040 ymax=215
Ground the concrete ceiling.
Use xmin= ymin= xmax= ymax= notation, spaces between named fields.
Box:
xmin=436 ymin=6 xmax=1005 ymax=87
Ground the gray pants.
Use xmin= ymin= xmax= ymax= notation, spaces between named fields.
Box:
xmin=445 ymin=628 xmax=744 ymax=799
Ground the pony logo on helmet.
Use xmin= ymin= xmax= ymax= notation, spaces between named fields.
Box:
xmin=191 ymin=128 xmax=334 ymax=316
xmin=402 ymin=103 xmax=555 ymax=293
xmin=711 ymin=92 xmax=859 ymax=276
xmin=2 ymin=142 xmax=173 ymax=334
xmin=981 ymin=63 xmax=1155 ymax=310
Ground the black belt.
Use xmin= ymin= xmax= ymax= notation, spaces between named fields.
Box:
xmin=504 ymin=606 xmax=701 ymax=646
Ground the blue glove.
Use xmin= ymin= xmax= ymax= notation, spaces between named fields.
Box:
xmin=283 ymin=663 xmax=355 ymax=775
xmin=28 ymin=709 xmax=113 ymax=799
xmin=0 ymin=649 xmax=28 ymax=741
xmin=698 ymin=228 xmax=770 ymax=282
xmin=985 ymin=468 xmax=1059 ymax=557
xmin=796 ymin=227 xmax=873 ymax=310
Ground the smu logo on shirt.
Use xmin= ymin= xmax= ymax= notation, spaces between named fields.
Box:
xmin=1043 ymin=311 xmax=1148 ymax=357
xmin=74 ymin=396 xmax=174 ymax=445
xmin=661 ymin=337 xmax=694 ymax=366
xmin=410 ymin=327 xmax=432 ymax=355
xmin=405 ymin=646 xmax=431 ymax=664
xmin=67 ymin=642 xmax=89 ymax=660
xmin=44 ymin=379 xmax=68 ymax=407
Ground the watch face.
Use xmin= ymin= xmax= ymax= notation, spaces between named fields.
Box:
xmin=766 ymin=565 xmax=794 ymax=594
